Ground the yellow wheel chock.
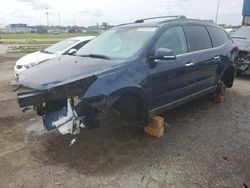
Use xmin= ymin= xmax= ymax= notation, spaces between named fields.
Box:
xmin=144 ymin=115 xmax=164 ymax=138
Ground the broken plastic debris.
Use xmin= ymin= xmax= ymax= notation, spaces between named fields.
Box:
xmin=69 ymin=137 xmax=77 ymax=146
xmin=79 ymin=123 xmax=86 ymax=128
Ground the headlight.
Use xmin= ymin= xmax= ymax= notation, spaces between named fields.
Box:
xmin=24 ymin=59 xmax=49 ymax=69
xmin=24 ymin=62 xmax=38 ymax=69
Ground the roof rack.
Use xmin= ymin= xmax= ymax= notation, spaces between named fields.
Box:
xmin=134 ymin=15 xmax=186 ymax=23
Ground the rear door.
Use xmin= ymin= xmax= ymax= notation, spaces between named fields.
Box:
xmin=185 ymin=25 xmax=219 ymax=91
xmin=149 ymin=26 xmax=196 ymax=108
xmin=206 ymin=26 xmax=233 ymax=82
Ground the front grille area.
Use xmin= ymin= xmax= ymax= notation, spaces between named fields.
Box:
xmin=16 ymin=65 xmax=23 ymax=69
xmin=17 ymin=75 xmax=97 ymax=108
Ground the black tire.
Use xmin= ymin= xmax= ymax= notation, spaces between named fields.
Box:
xmin=115 ymin=96 xmax=139 ymax=120
xmin=114 ymin=94 xmax=147 ymax=122
xmin=215 ymin=81 xmax=226 ymax=96
xmin=214 ymin=81 xmax=226 ymax=103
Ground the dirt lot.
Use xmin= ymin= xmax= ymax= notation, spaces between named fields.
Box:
xmin=0 ymin=51 xmax=250 ymax=188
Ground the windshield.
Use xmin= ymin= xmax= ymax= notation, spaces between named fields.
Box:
xmin=231 ymin=27 xmax=250 ymax=40
xmin=76 ymin=27 xmax=158 ymax=59
xmin=45 ymin=39 xmax=79 ymax=54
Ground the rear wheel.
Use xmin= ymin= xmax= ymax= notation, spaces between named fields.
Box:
xmin=214 ymin=81 xmax=226 ymax=103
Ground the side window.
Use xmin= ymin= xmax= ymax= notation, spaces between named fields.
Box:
xmin=185 ymin=26 xmax=212 ymax=52
xmin=154 ymin=27 xmax=188 ymax=55
xmin=207 ymin=27 xmax=229 ymax=47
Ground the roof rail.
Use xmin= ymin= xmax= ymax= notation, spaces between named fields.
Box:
xmin=203 ymin=19 xmax=214 ymax=23
xmin=134 ymin=15 xmax=186 ymax=23
xmin=116 ymin=22 xmax=133 ymax=27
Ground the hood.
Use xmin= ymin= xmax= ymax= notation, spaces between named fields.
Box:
xmin=18 ymin=55 xmax=125 ymax=90
xmin=16 ymin=51 xmax=58 ymax=66
xmin=233 ymin=39 xmax=250 ymax=52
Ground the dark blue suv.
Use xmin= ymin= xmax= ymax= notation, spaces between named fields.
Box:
xmin=17 ymin=16 xmax=238 ymax=137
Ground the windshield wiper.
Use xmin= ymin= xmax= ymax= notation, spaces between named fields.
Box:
xmin=79 ymin=54 xmax=111 ymax=60
xmin=231 ymin=36 xmax=247 ymax=40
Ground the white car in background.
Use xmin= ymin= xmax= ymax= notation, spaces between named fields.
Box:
xmin=14 ymin=36 xmax=95 ymax=81
xmin=225 ymin=28 xmax=237 ymax=35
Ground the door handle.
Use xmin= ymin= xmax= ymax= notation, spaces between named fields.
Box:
xmin=185 ymin=62 xmax=194 ymax=67
xmin=214 ymin=55 xmax=220 ymax=60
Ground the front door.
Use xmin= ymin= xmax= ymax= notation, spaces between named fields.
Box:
xmin=148 ymin=26 xmax=196 ymax=109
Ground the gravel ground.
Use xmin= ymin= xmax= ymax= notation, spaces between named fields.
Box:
xmin=0 ymin=44 xmax=12 ymax=54
xmin=0 ymin=52 xmax=249 ymax=188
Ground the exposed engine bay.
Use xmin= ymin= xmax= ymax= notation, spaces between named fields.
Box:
xmin=235 ymin=51 xmax=250 ymax=75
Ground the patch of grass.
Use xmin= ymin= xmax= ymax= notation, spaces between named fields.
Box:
xmin=7 ymin=45 xmax=49 ymax=53
xmin=0 ymin=33 xmax=96 ymax=44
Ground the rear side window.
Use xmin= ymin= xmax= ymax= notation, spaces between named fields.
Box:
xmin=154 ymin=27 xmax=188 ymax=55
xmin=207 ymin=27 xmax=229 ymax=47
xmin=185 ymin=26 xmax=212 ymax=52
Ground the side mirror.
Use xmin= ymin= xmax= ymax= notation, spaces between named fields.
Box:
xmin=150 ymin=48 xmax=176 ymax=61
xmin=67 ymin=49 xmax=77 ymax=55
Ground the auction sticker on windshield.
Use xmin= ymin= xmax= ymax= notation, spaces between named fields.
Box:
xmin=136 ymin=27 xmax=157 ymax=32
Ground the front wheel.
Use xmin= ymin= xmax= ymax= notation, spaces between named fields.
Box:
xmin=113 ymin=93 xmax=149 ymax=125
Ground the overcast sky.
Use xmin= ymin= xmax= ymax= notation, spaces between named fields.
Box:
xmin=0 ymin=0 xmax=244 ymax=27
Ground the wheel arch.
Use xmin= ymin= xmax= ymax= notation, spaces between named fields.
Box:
xmin=110 ymin=86 xmax=150 ymax=121
xmin=110 ymin=86 xmax=150 ymax=110
xmin=220 ymin=65 xmax=236 ymax=88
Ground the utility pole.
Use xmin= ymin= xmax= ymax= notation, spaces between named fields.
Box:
xmin=45 ymin=8 xmax=49 ymax=27
xmin=0 ymin=18 xmax=4 ymax=28
xmin=215 ymin=0 xmax=221 ymax=24
xmin=58 ymin=13 xmax=61 ymax=26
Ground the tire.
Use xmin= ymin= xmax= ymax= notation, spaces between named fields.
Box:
xmin=114 ymin=94 xmax=148 ymax=122
xmin=114 ymin=96 xmax=140 ymax=120
xmin=216 ymin=81 xmax=226 ymax=95
xmin=214 ymin=81 xmax=226 ymax=103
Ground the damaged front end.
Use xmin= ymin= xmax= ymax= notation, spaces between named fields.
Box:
xmin=17 ymin=76 xmax=97 ymax=136
xmin=236 ymin=50 xmax=250 ymax=75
